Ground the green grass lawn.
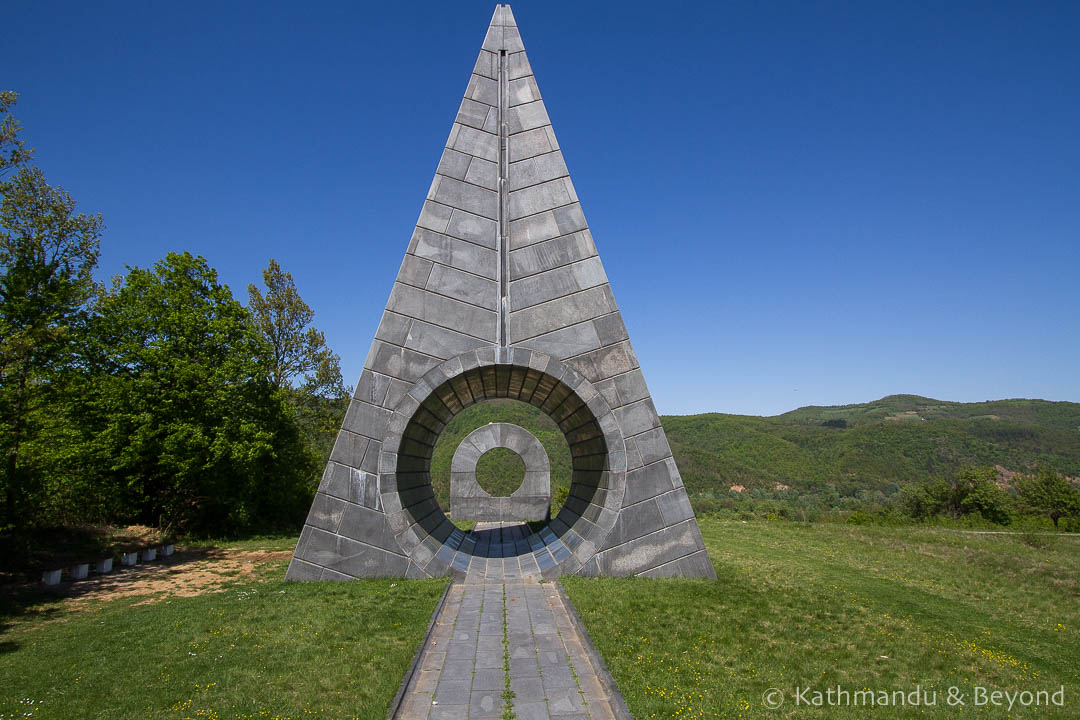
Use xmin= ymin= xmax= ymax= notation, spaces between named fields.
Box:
xmin=0 ymin=539 xmax=447 ymax=720
xmin=563 ymin=519 xmax=1080 ymax=719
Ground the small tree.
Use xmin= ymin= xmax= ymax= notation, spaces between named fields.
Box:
xmin=1015 ymin=467 xmax=1080 ymax=529
xmin=248 ymin=259 xmax=347 ymax=469
xmin=247 ymin=258 xmax=345 ymax=398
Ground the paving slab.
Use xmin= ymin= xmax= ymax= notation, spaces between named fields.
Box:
xmin=393 ymin=574 xmax=626 ymax=719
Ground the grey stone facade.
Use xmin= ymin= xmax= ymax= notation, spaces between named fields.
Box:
xmin=286 ymin=4 xmax=715 ymax=581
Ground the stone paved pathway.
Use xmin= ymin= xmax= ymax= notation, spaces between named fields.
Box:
xmin=395 ymin=578 xmax=622 ymax=720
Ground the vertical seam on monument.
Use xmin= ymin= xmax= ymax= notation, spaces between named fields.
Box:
xmin=497 ymin=42 xmax=510 ymax=357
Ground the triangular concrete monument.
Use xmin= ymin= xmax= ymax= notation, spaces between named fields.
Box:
xmin=286 ymin=5 xmax=715 ymax=581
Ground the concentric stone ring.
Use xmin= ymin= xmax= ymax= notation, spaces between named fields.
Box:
xmin=450 ymin=423 xmax=551 ymax=522
xmin=378 ymin=347 xmax=626 ymax=579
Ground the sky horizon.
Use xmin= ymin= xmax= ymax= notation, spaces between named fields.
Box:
xmin=7 ymin=1 xmax=1079 ymax=416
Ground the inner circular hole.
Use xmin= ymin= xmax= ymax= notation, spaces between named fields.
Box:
xmin=475 ymin=447 xmax=525 ymax=497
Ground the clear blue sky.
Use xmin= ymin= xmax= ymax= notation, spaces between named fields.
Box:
xmin=7 ymin=1 xmax=1079 ymax=416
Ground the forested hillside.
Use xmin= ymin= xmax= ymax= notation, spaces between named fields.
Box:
xmin=665 ymin=395 xmax=1080 ymax=502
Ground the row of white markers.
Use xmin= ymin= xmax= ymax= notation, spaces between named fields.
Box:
xmin=41 ymin=544 xmax=175 ymax=585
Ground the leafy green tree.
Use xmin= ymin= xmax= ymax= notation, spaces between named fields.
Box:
xmin=894 ymin=467 xmax=1013 ymax=524
xmin=84 ymin=252 xmax=311 ymax=533
xmin=955 ymin=466 xmax=1013 ymax=525
xmin=1015 ymin=467 xmax=1080 ymax=529
xmin=0 ymin=92 xmax=103 ymax=527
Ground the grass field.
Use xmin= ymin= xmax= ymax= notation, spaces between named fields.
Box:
xmin=3 ymin=522 xmax=1077 ymax=719
xmin=0 ymin=538 xmax=447 ymax=720
xmin=563 ymin=519 xmax=1079 ymax=719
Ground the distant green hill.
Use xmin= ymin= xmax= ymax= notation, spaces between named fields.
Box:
xmin=664 ymin=395 xmax=1080 ymax=500
xmin=425 ymin=395 xmax=1080 ymax=511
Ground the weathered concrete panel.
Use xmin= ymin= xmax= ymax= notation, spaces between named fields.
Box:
xmin=411 ymin=230 xmax=496 ymax=284
xmin=508 ymin=231 xmax=595 ymax=279
xmin=509 ymin=286 xmax=616 ymax=343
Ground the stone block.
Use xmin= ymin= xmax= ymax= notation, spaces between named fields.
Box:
xmin=445 ymin=209 xmax=498 ymax=250
xmin=430 ymin=175 xmax=498 ymax=220
xmin=71 ymin=564 xmax=89 ymax=580
xmin=141 ymin=548 xmax=157 ymax=562
xmin=596 ymin=519 xmax=704 ymax=576
xmin=502 ymin=25 xmax=525 ymax=52
xmin=387 ymin=283 xmax=496 ymax=342
xmin=341 ymin=400 xmax=392 ymax=440
xmin=416 ymin=200 xmax=452 ymax=234
xmin=396 ymin=254 xmax=435 ymax=288
xmin=121 ymin=551 xmax=138 ymax=566
xmin=656 ymin=489 xmax=695 ymax=525
xmin=455 ymin=97 xmax=491 ymax=130
xmin=506 ymin=100 xmax=551 ymax=135
xmin=637 ymin=549 xmax=716 ymax=579
xmin=508 ymin=257 xmax=606 ymax=310
xmin=95 ymin=558 xmax=113 ymax=574
xmin=611 ymin=367 xmax=648 ymax=406
xmin=508 ymin=150 xmax=567 ymax=191
xmin=614 ymin=398 xmax=661 ymax=437
xmin=510 ymin=286 xmax=615 ymax=343
xmin=399 ymin=321 xmax=488 ymax=367
xmin=507 ymin=50 xmax=533 ymax=80
xmin=426 ymin=264 xmax=498 ymax=310
xmin=448 ymin=124 xmax=498 ymax=163
xmin=623 ymin=459 xmax=677 ymax=506
xmin=329 ymin=430 xmax=369 ymax=468
xmin=508 ymin=230 xmax=595 ymax=279
xmin=631 ymin=427 xmax=672 ymax=466
xmin=606 ymin=497 xmax=664 ymax=547
xmin=410 ymin=227 xmax=497 ymax=279
xmin=509 ymin=177 xmax=575 ymax=218
xmin=436 ymin=146 xmax=473 ymax=179
xmin=465 ymin=73 xmax=498 ymax=106
xmin=464 ymin=156 xmax=499 ymax=191
xmin=42 ymin=569 xmax=61 ymax=585
xmin=284 ymin=557 xmax=322 ymax=581
xmin=339 ymin=503 xmax=399 ymax=551
xmin=301 ymin=527 xmax=409 ymax=578
xmin=508 ymin=125 xmax=556 ymax=162
xmin=508 ymin=76 xmax=541 ymax=106
xmin=306 ymin=492 xmax=346 ymax=533
xmin=473 ymin=50 xmax=497 ymax=79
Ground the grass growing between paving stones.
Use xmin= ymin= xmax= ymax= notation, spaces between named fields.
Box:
xmin=501 ymin=583 xmax=516 ymax=720
xmin=562 ymin=519 xmax=1080 ymax=719
xmin=0 ymin=540 xmax=447 ymax=719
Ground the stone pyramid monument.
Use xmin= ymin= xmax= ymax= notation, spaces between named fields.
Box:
xmin=286 ymin=4 xmax=715 ymax=581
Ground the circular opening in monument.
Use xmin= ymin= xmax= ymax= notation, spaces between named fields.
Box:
xmin=475 ymin=448 xmax=526 ymax=497
xmin=385 ymin=355 xmax=626 ymax=576
xmin=428 ymin=398 xmax=572 ymax=531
